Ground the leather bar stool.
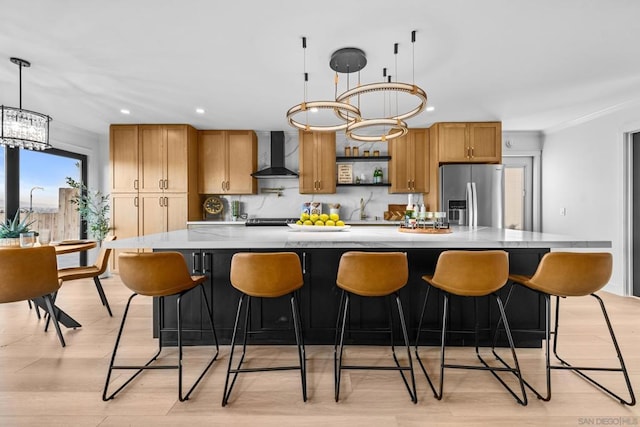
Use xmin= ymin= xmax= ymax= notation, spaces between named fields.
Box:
xmin=503 ymin=252 xmax=635 ymax=405
xmin=414 ymin=250 xmax=527 ymax=405
xmin=103 ymin=252 xmax=219 ymax=402
xmin=334 ymin=251 xmax=417 ymax=403
xmin=222 ymin=252 xmax=306 ymax=406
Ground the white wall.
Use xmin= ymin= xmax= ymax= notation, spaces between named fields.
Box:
xmin=50 ymin=122 xmax=105 ymax=192
xmin=542 ymin=102 xmax=640 ymax=295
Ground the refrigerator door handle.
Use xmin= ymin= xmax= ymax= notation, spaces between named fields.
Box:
xmin=466 ymin=182 xmax=474 ymax=227
xmin=471 ymin=182 xmax=478 ymax=227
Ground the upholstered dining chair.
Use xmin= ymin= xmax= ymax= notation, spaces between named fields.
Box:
xmin=0 ymin=246 xmax=66 ymax=346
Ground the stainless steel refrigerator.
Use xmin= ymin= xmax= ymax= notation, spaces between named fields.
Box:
xmin=439 ymin=164 xmax=504 ymax=228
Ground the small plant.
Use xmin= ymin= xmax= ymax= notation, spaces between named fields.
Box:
xmin=0 ymin=211 xmax=35 ymax=238
xmin=65 ymin=177 xmax=111 ymax=242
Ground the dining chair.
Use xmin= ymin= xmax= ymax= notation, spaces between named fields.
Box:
xmin=57 ymin=235 xmax=117 ymax=316
xmin=0 ymin=246 xmax=66 ymax=346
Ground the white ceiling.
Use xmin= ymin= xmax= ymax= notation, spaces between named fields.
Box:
xmin=2 ymin=0 xmax=640 ymax=140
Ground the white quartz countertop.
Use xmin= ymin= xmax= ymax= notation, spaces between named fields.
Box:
xmin=105 ymin=225 xmax=611 ymax=250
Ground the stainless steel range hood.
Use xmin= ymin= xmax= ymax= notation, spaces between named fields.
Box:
xmin=252 ymin=131 xmax=298 ymax=178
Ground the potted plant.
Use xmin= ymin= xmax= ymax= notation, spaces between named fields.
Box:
xmin=65 ymin=177 xmax=111 ymax=244
xmin=0 ymin=211 xmax=35 ymax=247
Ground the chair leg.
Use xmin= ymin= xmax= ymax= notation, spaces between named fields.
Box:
xmin=414 ymin=285 xmax=438 ymax=398
xmin=334 ymin=291 xmax=349 ymax=402
xmin=43 ymin=294 xmax=65 ymax=347
xmin=222 ymin=294 xmax=249 ymax=406
xmin=393 ymin=293 xmax=418 ymax=403
xmin=291 ymin=292 xmax=307 ymax=402
xmin=93 ymin=276 xmax=113 ymax=317
xmin=548 ymin=294 xmax=636 ymax=406
xmin=102 ymin=293 xmax=163 ymax=401
xmin=475 ymin=294 xmax=527 ymax=406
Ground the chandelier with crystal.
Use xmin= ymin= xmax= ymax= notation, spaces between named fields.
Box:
xmin=286 ymin=31 xmax=427 ymax=142
xmin=0 ymin=58 xmax=52 ymax=150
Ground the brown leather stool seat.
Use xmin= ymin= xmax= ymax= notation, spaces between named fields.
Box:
xmin=0 ymin=246 xmax=66 ymax=347
xmin=222 ymin=252 xmax=306 ymax=406
xmin=103 ymin=252 xmax=219 ymax=402
xmin=505 ymin=252 xmax=635 ymax=405
xmin=414 ymin=250 xmax=527 ymax=405
xmin=334 ymin=251 xmax=417 ymax=403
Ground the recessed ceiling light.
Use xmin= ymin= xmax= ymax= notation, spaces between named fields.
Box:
xmin=120 ymin=109 xmax=130 ymax=115
xmin=196 ymin=108 xmax=205 ymax=114
xmin=426 ymin=106 xmax=435 ymax=112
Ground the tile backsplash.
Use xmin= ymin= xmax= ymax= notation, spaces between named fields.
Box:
xmin=207 ymin=131 xmax=425 ymax=221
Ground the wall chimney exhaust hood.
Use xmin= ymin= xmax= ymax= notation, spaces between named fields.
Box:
xmin=251 ymin=131 xmax=298 ymax=178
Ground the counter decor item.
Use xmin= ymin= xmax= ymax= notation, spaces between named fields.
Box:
xmin=337 ymin=164 xmax=353 ymax=184
xmin=399 ymin=211 xmax=451 ymax=234
xmin=203 ymin=195 xmax=224 ymax=220
xmin=295 ymin=211 xmax=346 ymax=229
xmin=0 ymin=211 xmax=35 ymax=247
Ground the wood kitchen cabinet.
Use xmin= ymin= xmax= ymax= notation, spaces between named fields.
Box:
xmin=198 ymin=130 xmax=257 ymax=194
xmin=389 ymin=128 xmax=429 ymax=193
xmin=434 ymin=122 xmax=502 ymax=163
xmin=109 ymin=124 xmax=200 ymax=269
xmin=298 ymin=130 xmax=336 ymax=194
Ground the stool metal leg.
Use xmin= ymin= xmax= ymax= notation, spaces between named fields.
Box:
xmin=548 ymin=294 xmax=636 ymax=406
xmin=104 ymin=286 xmax=218 ymax=402
xmin=494 ymin=286 xmax=635 ymax=406
xmin=290 ymin=291 xmax=307 ymax=402
xmin=222 ymin=293 xmax=250 ymax=406
xmin=334 ymin=291 xmax=349 ymax=402
xmin=334 ymin=291 xmax=416 ymax=403
xmin=414 ymin=285 xmax=438 ymax=397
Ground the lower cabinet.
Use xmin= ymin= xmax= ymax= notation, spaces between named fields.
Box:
xmin=154 ymin=248 xmax=546 ymax=347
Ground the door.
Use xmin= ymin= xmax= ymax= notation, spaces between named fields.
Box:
xmin=110 ymin=125 xmax=139 ymax=193
xmin=226 ymin=131 xmax=256 ymax=194
xmin=198 ymin=131 xmax=227 ymax=194
xmin=503 ymin=157 xmax=533 ymax=231
xmin=633 ymin=132 xmax=640 ymax=296
xmin=471 ymin=164 xmax=504 ymax=228
xmin=165 ymin=125 xmax=189 ymax=193
xmin=138 ymin=126 xmax=164 ymax=193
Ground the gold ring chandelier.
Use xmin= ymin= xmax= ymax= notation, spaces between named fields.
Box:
xmin=286 ymin=31 xmax=428 ymax=142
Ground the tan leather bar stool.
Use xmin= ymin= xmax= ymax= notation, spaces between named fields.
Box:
xmin=103 ymin=252 xmax=219 ymax=401
xmin=502 ymin=252 xmax=635 ymax=405
xmin=223 ymin=252 xmax=306 ymax=406
xmin=414 ymin=250 xmax=527 ymax=405
xmin=334 ymin=251 xmax=417 ymax=403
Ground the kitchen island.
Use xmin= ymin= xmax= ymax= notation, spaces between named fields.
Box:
xmin=107 ymin=226 xmax=610 ymax=347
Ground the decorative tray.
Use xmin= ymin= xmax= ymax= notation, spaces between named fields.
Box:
xmin=57 ymin=239 xmax=90 ymax=245
xmin=397 ymin=227 xmax=452 ymax=234
xmin=287 ymin=224 xmax=351 ymax=232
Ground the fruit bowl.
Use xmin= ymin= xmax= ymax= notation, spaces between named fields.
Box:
xmin=287 ymin=224 xmax=351 ymax=232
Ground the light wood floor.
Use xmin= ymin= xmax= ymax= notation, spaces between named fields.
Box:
xmin=1 ymin=275 xmax=639 ymax=426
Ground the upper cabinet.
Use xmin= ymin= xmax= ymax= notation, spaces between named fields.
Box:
xmin=389 ymin=129 xmax=429 ymax=193
xmin=110 ymin=125 xmax=139 ymax=193
xmin=110 ymin=124 xmax=198 ymax=194
xmin=198 ymin=130 xmax=257 ymax=195
xmin=434 ymin=122 xmax=502 ymax=163
xmin=299 ymin=131 xmax=336 ymax=194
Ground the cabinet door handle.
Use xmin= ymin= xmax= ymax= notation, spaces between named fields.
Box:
xmin=471 ymin=147 xmax=474 ymax=158
xmin=203 ymin=252 xmax=212 ymax=274
xmin=227 ymin=181 xmax=230 ymax=191
xmin=164 ymin=179 xmax=168 ymax=189
xmin=134 ymin=179 xmax=139 ymax=190
xmin=159 ymin=197 xmax=163 ymax=207
xmin=134 ymin=196 xmax=138 ymax=207
xmin=164 ymin=197 xmax=168 ymax=206
xmin=302 ymin=252 xmax=307 ymax=275
xmin=221 ymin=181 xmax=225 ymax=191
xmin=159 ymin=179 xmax=163 ymax=190
xmin=192 ymin=252 xmax=201 ymax=274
